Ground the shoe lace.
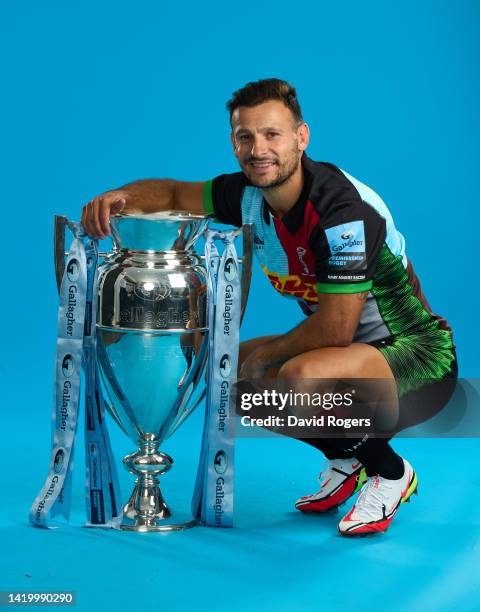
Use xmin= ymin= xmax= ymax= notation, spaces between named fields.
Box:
xmin=354 ymin=475 xmax=396 ymax=520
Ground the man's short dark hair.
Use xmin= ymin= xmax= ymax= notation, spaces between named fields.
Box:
xmin=226 ymin=78 xmax=303 ymax=125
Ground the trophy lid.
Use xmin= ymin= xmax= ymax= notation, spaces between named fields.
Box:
xmin=110 ymin=211 xmax=208 ymax=252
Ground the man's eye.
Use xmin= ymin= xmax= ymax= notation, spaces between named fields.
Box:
xmin=237 ymin=134 xmax=250 ymax=142
xmin=267 ymin=132 xmax=279 ymax=138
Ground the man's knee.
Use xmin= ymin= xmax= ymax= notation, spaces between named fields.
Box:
xmin=278 ymin=357 xmax=316 ymax=379
xmin=278 ymin=344 xmax=394 ymax=380
xmin=278 ymin=347 xmax=348 ymax=379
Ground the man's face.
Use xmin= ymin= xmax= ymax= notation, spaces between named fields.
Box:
xmin=230 ymin=100 xmax=309 ymax=189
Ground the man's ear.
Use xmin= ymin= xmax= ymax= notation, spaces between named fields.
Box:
xmin=297 ymin=123 xmax=310 ymax=152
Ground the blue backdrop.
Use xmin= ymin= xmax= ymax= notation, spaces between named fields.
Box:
xmin=1 ymin=1 xmax=479 ymax=610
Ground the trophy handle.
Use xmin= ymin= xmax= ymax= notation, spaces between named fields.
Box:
xmin=54 ymin=215 xmax=112 ymax=296
xmin=240 ymin=223 xmax=254 ymax=324
xmin=54 ymin=215 xmax=68 ymax=294
xmin=169 ymin=224 xmax=254 ymax=432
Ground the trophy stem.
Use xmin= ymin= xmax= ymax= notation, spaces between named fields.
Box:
xmin=120 ymin=434 xmax=198 ymax=532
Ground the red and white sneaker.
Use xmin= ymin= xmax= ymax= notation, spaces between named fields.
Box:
xmin=338 ymin=458 xmax=418 ymax=536
xmin=295 ymin=458 xmax=367 ymax=513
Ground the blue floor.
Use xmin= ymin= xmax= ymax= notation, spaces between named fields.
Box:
xmin=1 ymin=1 xmax=479 ymax=609
xmin=2 ymin=404 xmax=480 ymax=612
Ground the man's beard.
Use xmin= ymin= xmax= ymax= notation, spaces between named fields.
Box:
xmin=242 ymin=147 xmax=301 ymax=190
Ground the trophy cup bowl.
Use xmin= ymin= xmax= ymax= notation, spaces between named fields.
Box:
xmin=96 ymin=211 xmax=209 ymax=532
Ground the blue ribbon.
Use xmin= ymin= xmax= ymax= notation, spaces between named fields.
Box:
xmin=29 ymin=223 xmax=121 ymax=529
xmin=192 ymin=229 xmax=241 ymax=527
xmin=82 ymin=239 xmax=122 ymax=528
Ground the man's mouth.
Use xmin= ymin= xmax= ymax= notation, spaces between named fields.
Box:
xmin=248 ymin=160 xmax=277 ymax=169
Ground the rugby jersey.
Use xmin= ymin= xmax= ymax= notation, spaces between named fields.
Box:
xmin=203 ymin=155 xmax=453 ymax=347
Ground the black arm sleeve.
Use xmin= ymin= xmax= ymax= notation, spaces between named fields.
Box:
xmin=309 ymin=199 xmax=386 ymax=293
xmin=204 ymin=172 xmax=246 ymax=227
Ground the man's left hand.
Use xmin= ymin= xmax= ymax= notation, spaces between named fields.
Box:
xmin=238 ymin=349 xmax=270 ymax=379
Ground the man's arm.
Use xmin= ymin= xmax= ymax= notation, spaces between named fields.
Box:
xmin=81 ymin=179 xmax=206 ymax=238
xmin=240 ymin=292 xmax=367 ymax=378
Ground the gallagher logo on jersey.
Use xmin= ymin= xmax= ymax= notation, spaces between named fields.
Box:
xmin=325 ymin=221 xmax=367 ymax=270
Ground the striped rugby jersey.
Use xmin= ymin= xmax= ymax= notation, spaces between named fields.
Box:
xmin=203 ymin=154 xmax=452 ymax=346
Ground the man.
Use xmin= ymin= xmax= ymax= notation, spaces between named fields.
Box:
xmin=82 ymin=78 xmax=457 ymax=536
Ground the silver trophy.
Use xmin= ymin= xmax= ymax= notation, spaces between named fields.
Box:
xmin=54 ymin=211 xmax=253 ymax=532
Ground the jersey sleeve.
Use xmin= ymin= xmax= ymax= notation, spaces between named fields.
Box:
xmin=202 ymin=172 xmax=246 ymax=227
xmin=309 ymin=199 xmax=386 ymax=294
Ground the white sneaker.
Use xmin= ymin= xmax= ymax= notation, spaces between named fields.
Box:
xmin=338 ymin=458 xmax=418 ymax=536
xmin=295 ymin=458 xmax=366 ymax=513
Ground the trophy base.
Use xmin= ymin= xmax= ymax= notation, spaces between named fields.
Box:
xmin=120 ymin=441 xmax=200 ymax=533
xmin=120 ymin=513 xmax=199 ymax=533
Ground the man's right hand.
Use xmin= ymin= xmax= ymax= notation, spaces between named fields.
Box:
xmin=81 ymin=179 xmax=206 ymax=239
xmin=81 ymin=190 xmax=128 ymax=239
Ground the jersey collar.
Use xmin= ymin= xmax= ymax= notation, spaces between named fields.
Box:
xmin=262 ymin=154 xmax=314 ymax=234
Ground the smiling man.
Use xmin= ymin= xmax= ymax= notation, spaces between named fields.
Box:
xmin=82 ymin=78 xmax=457 ymax=536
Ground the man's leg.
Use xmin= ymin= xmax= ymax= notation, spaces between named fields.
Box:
xmin=238 ymin=338 xmax=413 ymax=524
xmin=277 ymin=344 xmax=404 ymax=478
xmin=239 ymin=336 xmax=350 ymax=459
xmin=240 ymin=340 xmax=404 ymax=479
xmin=276 ymin=344 xmax=419 ymax=534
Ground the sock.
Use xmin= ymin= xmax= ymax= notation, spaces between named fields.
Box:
xmin=298 ymin=437 xmax=354 ymax=461
xmin=353 ymin=438 xmax=405 ymax=479
xmin=298 ymin=436 xmax=404 ymax=479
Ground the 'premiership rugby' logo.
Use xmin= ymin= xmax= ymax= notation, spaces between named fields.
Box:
xmin=62 ymin=354 xmax=74 ymax=378
xmin=67 ymin=259 xmax=80 ymax=282
xmin=219 ymin=354 xmax=231 ymax=378
xmin=214 ymin=450 xmax=227 ymax=475
xmin=224 ymin=257 xmax=237 ymax=281
xmin=325 ymin=221 xmax=367 ymax=271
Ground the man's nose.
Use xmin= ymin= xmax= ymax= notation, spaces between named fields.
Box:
xmin=251 ymin=136 xmax=268 ymax=157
